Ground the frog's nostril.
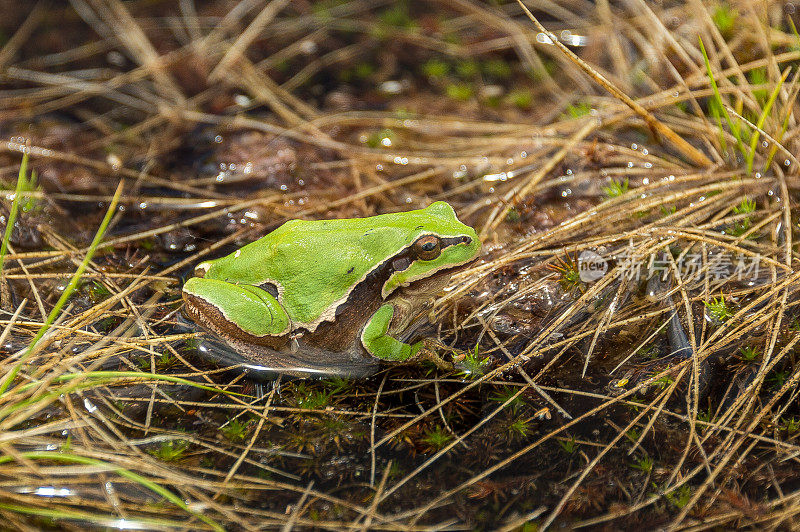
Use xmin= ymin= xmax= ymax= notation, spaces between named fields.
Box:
xmin=194 ymin=261 xmax=212 ymax=278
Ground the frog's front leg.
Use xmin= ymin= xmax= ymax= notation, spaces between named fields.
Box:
xmin=183 ymin=277 xmax=290 ymax=337
xmin=361 ymin=303 xmax=421 ymax=361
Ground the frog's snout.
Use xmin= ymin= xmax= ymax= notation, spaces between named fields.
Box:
xmin=193 ymin=261 xmax=212 ymax=278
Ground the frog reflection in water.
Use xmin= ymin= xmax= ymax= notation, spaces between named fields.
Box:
xmin=182 ymin=202 xmax=481 ymax=376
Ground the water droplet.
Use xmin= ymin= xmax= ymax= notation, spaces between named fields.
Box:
xmin=536 ymin=32 xmax=555 ymax=44
xmin=379 ymin=81 xmax=403 ymax=94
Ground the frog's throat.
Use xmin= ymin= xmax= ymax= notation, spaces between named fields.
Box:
xmin=297 ymin=233 xmax=476 ymax=334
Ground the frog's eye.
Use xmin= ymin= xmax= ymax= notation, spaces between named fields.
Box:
xmin=414 ymin=235 xmax=441 ymax=261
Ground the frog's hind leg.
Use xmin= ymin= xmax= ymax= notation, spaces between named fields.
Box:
xmin=183 ymin=278 xmax=290 ymax=339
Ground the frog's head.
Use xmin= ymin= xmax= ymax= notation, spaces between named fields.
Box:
xmin=381 ymin=201 xmax=481 ymax=298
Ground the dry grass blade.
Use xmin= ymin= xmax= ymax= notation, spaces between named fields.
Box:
xmin=0 ymin=1 xmax=798 ymax=530
xmin=0 ymin=180 xmax=125 ymax=395
xmin=514 ymin=0 xmax=713 ymax=167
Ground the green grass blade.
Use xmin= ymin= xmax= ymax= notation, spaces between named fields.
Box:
xmin=0 ymin=452 xmax=224 ymax=531
xmin=0 ymin=502 xmax=203 ymax=530
xmin=0 ymin=152 xmax=30 ymax=275
xmin=746 ymin=68 xmax=790 ymax=174
xmin=708 ymin=99 xmax=728 ymax=154
xmin=0 ymin=180 xmax=125 ymax=396
xmin=22 ymin=370 xmax=249 ymax=395
xmin=0 ymin=371 xmax=247 ymax=422
xmin=763 ymin=94 xmax=795 ymax=172
xmin=699 ymin=37 xmax=745 ymax=159
xmin=788 ymin=15 xmax=800 ymax=40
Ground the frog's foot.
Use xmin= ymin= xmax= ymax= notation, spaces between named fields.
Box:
xmin=410 ymin=338 xmax=455 ymax=371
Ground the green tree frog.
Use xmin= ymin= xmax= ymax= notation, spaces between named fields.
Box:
xmin=182 ymin=201 xmax=481 ymax=375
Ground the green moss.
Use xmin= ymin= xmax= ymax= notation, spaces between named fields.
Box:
xmin=768 ymin=369 xmax=788 ymax=389
xmin=505 ymin=207 xmax=521 ymax=222
xmin=354 ymin=62 xmax=375 ymax=79
xmin=602 ymin=178 xmax=629 ymax=199
xmin=150 ymin=439 xmax=190 ymax=461
xmin=507 ymin=89 xmax=532 ymax=109
xmin=631 ymin=456 xmax=653 ymax=473
xmin=482 ymin=58 xmax=512 ymax=79
xmin=455 ymin=59 xmax=480 ymax=79
xmin=379 ymin=3 xmax=416 ymax=30
xmin=733 ymin=197 xmax=756 ymax=215
xmin=712 ymin=3 xmax=737 ymax=37
xmin=445 ymin=83 xmax=474 ymax=101
xmin=508 ymin=417 xmax=531 ymax=438
xmin=221 ymin=418 xmax=251 ymax=441
xmin=422 ymin=58 xmax=450 ymax=79
xmin=365 ymin=128 xmax=395 ymax=148
xmin=421 ymin=425 xmax=452 ymax=450
xmin=157 ymin=351 xmax=177 ymax=368
xmin=490 ymin=386 xmax=526 ymax=412
xmin=705 ymin=296 xmax=733 ymax=321
xmin=457 ymin=345 xmax=489 ymax=378
xmin=665 ymin=484 xmax=693 ymax=509
xmin=293 ymin=383 xmax=334 ymax=409
xmin=562 ymin=101 xmax=592 ymax=119
xmin=739 ymin=346 xmax=760 ymax=361
xmin=89 ymin=281 xmax=111 ymax=301
xmin=557 ymin=436 xmax=578 ymax=454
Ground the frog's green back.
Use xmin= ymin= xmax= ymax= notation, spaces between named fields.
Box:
xmin=202 ymin=202 xmax=479 ymax=329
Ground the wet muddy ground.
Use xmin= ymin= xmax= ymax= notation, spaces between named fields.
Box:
xmin=0 ymin=1 xmax=799 ymax=530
